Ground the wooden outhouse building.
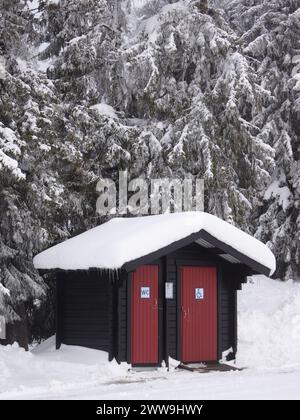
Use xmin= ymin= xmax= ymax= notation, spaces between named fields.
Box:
xmin=33 ymin=212 xmax=275 ymax=367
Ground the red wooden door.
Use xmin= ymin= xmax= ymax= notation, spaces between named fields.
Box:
xmin=181 ymin=266 xmax=217 ymax=362
xmin=131 ymin=265 xmax=159 ymax=365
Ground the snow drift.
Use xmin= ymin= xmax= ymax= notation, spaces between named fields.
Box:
xmin=237 ymin=275 xmax=300 ymax=369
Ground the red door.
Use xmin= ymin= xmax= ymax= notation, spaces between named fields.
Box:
xmin=181 ymin=266 xmax=217 ymax=362
xmin=131 ymin=265 xmax=159 ymax=365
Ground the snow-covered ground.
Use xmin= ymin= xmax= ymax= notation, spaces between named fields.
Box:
xmin=1 ymin=275 xmax=300 ymax=400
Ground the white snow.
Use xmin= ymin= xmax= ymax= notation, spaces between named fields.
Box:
xmin=292 ymin=54 xmax=300 ymax=91
xmin=0 ymin=284 xmax=10 ymax=296
xmin=26 ymin=0 xmax=43 ymax=19
xmin=144 ymin=14 xmax=160 ymax=44
xmin=0 ymin=124 xmax=25 ymax=179
xmin=0 ymin=56 xmax=6 ymax=80
xmin=89 ymin=103 xmax=118 ymax=119
xmin=26 ymin=0 xmax=39 ymax=11
xmin=33 ymin=212 xmax=276 ymax=274
xmin=141 ymin=1 xmax=186 ymax=44
xmin=264 ymin=180 xmax=291 ymax=211
xmin=292 ymin=55 xmax=300 ymax=64
xmin=1 ymin=276 xmax=300 ymax=400
xmin=36 ymin=59 xmax=52 ymax=73
xmin=39 ymin=143 xmax=51 ymax=152
xmin=293 ymin=73 xmax=300 ymax=91
xmin=131 ymin=0 xmax=148 ymax=8
xmin=0 ymin=150 xmax=25 ymax=179
xmin=38 ymin=42 xmax=50 ymax=54
xmin=16 ymin=58 xmax=28 ymax=73
xmin=237 ymin=275 xmax=300 ymax=369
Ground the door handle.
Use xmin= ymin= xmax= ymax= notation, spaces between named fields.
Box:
xmin=182 ymin=306 xmax=190 ymax=320
xmin=152 ymin=298 xmax=158 ymax=310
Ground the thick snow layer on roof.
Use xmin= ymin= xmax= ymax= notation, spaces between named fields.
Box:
xmin=33 ymin=212 xmax=276 ymax=274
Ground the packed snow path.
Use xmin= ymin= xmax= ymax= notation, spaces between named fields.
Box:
xmin=1 ymin=276 xmax=300 ymax=400
xmin=1 ymin=343 xmax=300 ymax=400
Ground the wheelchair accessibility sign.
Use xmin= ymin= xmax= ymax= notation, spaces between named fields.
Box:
xmin=195 ymin=288 xmax=204 ymax=300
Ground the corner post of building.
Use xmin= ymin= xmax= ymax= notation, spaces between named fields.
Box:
xmin=55 ymin=272 xmax=63 ymax=350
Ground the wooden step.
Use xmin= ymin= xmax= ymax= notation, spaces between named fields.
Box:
xmin=178 ymin=362 xmax=244 ymax=373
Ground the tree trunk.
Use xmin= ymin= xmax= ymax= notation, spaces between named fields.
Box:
xmin=0 ymin=304 xmax=29 ymax=350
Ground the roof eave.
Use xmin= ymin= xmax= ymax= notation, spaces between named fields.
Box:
xmin=122 ymin=229 xmax=272 ymax=276
xmin=35 ymin=229 xmax=272 ymax=277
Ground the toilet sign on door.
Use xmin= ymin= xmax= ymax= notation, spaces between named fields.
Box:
xmin=141 ymin=286 xmax=150 ymax=299
xmin=195 ymin=288 xmax=204 ymax=300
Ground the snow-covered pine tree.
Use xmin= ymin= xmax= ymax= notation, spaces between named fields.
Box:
xmin=0 ymin=0 xmax=47 ymax=347
xmin=225 ymin=0 xmax=300 ymax=279
xmin=40 ymin=0 xmax=166 ymax=189
xmin=0 ymin=0 xmax=120 ymax=345
xmin=118 ymin=1 xmax=275 ymax=229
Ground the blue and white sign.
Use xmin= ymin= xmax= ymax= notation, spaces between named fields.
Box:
xmin=141 ymin=286 xmax=150 ymax=299
xmin=195 ymin=288 xmax=204 ymax=300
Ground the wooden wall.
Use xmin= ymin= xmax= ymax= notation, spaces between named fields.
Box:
xmin=56 ymin=271 xmax=114 ymax=360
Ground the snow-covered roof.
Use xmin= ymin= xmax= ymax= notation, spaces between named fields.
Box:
xmin=33 ymin=212 xmax=276 ymax=275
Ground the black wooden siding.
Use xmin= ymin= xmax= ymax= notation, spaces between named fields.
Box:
xmin=117 ymin=273 xmax=127 ymax=362
xmin=57 ymin=271 xmax=114 ymax=359
xmin=164 ymin=254 xmax=178 ymax=360
xmin=218 ymin=273 xmax=237 ymax=360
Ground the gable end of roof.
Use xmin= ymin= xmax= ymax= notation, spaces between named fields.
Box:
xmin=122 ymin=229 xmax=271 ymax=276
